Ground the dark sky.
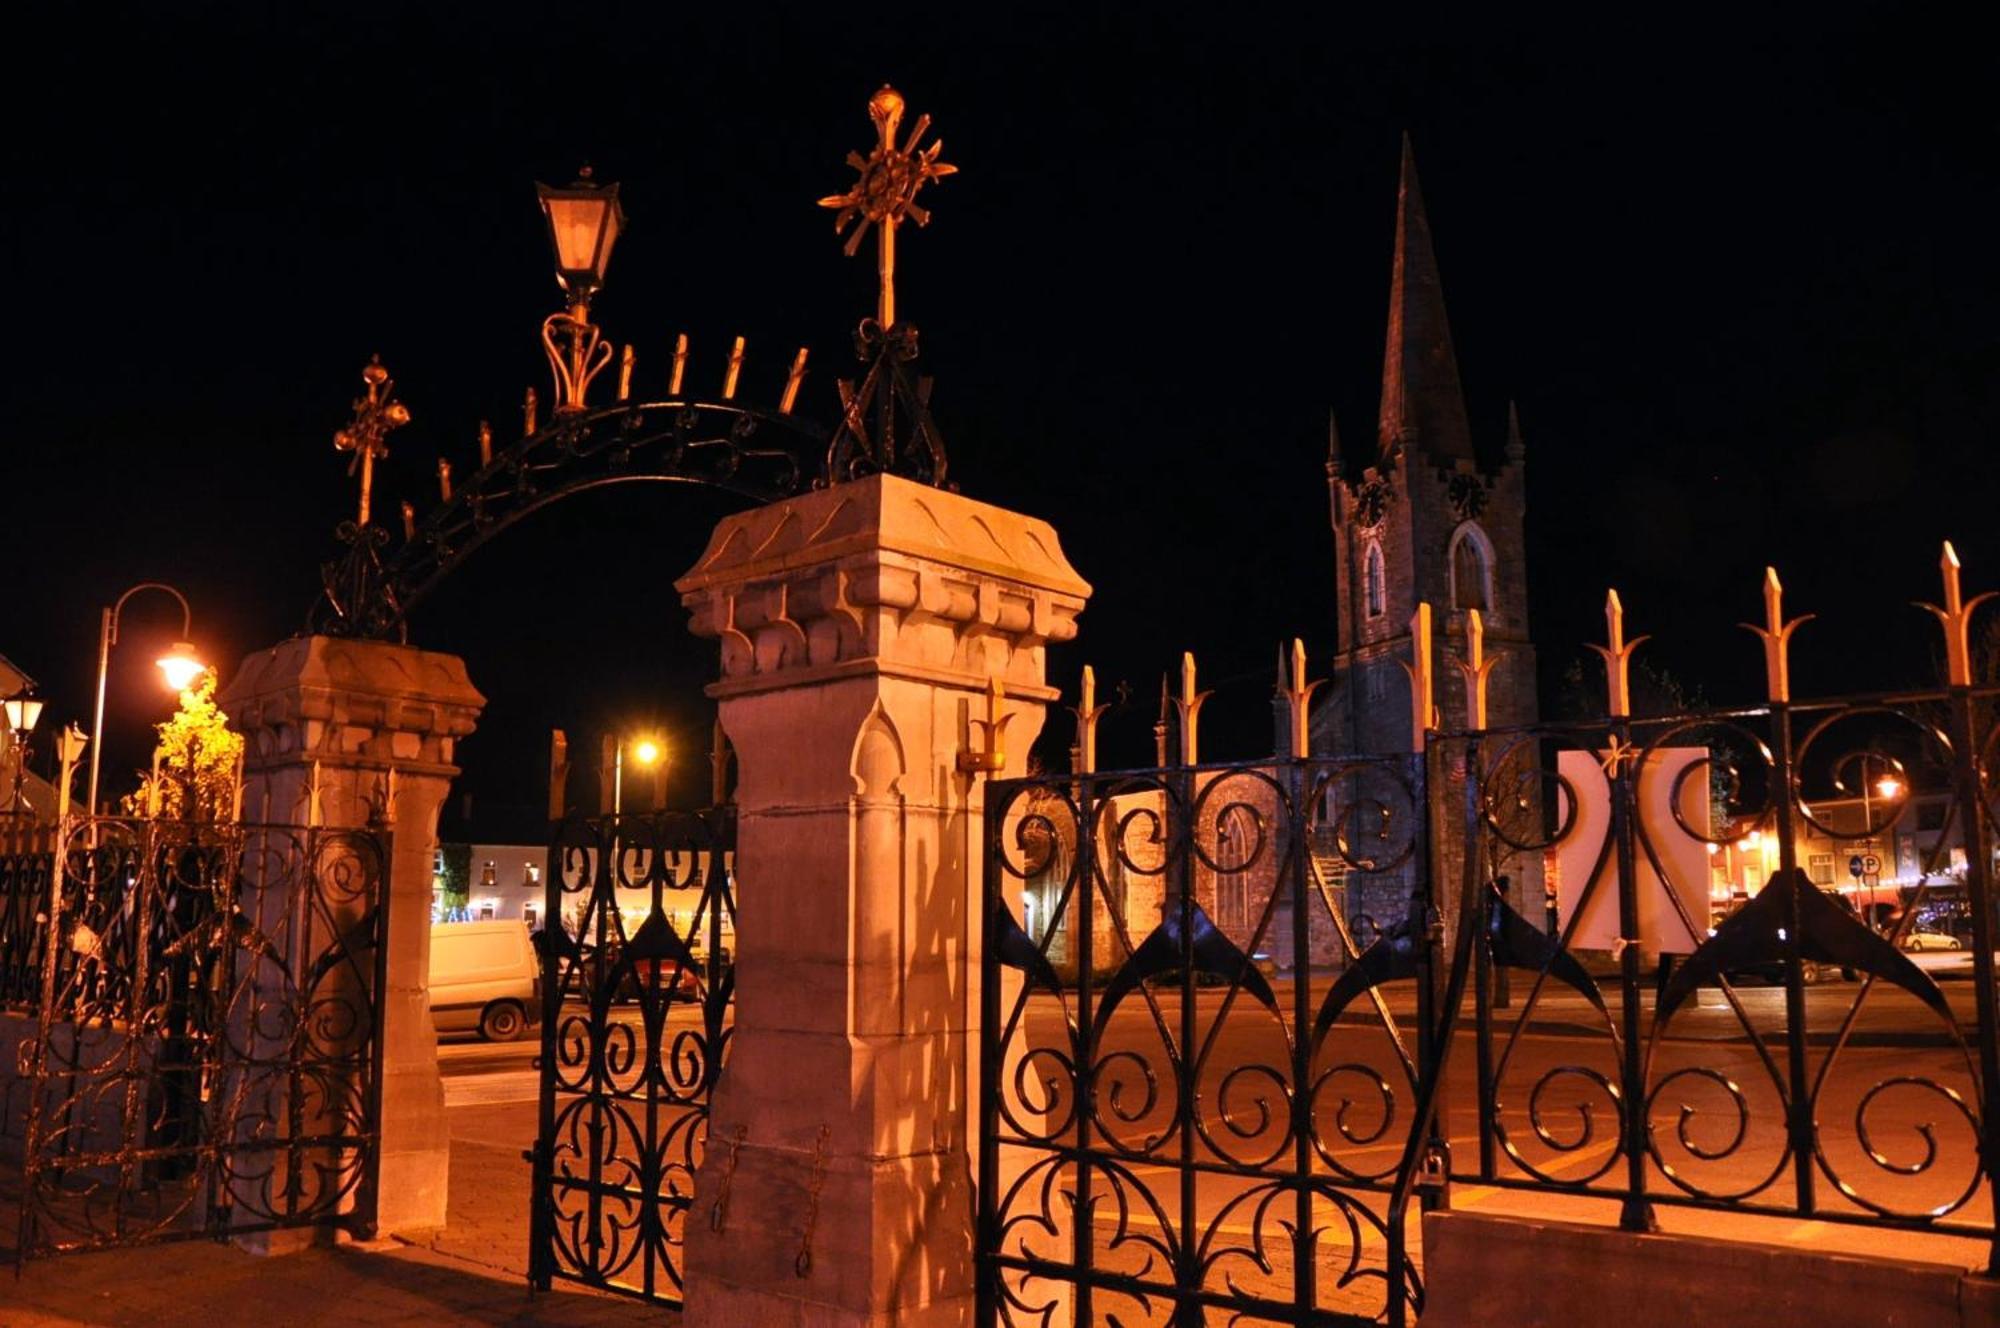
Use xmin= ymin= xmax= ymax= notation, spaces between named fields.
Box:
xmin=4 ymin=5 xmax=1993 ymax=827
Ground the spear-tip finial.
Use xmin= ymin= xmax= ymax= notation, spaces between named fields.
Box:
xmin=1919 ymin=540 xmax=1993 ymax=687
xmin=1589 ymin=587 xmax=1650 ymax=718
xmin=1740 ymin=565 xmax=1812 ymax=704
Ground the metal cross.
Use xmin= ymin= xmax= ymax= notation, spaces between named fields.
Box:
xmin=818 ymin=85 xmax=957 ymax=330
xmin=331 ymin=355 xmax=411 ymax=527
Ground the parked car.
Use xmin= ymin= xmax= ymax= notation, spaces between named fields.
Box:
xmin=431 ymin=919 xmax=542 ymax=1041
xmin=1900 ymin=928 xmax=1963 ymax=953
xmin=1706 ymin=899 xmax=1854 ymax=987
xmin=613 ymin=955 xmax=706 ymax=1004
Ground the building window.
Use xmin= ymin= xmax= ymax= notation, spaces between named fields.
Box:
xmin=1449 ymin=523 xmax=1494 ymax=613
xmin=1364 ymin=541 xmax=1386 ymax=619
xmin=523 ymin=905 xmax=539 ymax=930
xmin=1808 ymin=853 xmax=1835 ymax=885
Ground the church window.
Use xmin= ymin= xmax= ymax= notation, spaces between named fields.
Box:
xmin=1449 ymin=523 xmax=1494 ymax=614
xmin=1364 ymin=541 xmax=1386 ymax=619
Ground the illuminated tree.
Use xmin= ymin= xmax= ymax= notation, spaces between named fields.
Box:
xmin=122 ymin=673 xmax=244 ymax=822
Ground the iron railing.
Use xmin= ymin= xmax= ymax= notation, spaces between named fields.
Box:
xmin=1429 ymin=684 xmax=2000 ymax=1271
xmin=980 ymin=755 xmax=1434 ymax=1327
xmin=528 ymin=804 xmax=737 ymax=1306
xmin=981 ymin=572 xmax=2000 ymax=1324
xmin=11 ymin=817 xmax=390 ymax=1260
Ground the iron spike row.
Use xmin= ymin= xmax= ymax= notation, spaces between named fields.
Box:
xmin=477 ymin=420 xmax=493 ymax=468
xmin=400 ymin=500 xmax=416 ymax=542
xmin=618 ymin=344 xmax=635 ymax=401
xmin=723 ymin=336 xmax=747 ymax=400
xmin=780 ymin=347 xmax=810 ymax=414
xmin=523 ymin=386 xmax=539 ymax=436
xmin=669 ymin=333 xmax=689 ymax=396
xmin=437 ymin=458 xmax=453 ymax=503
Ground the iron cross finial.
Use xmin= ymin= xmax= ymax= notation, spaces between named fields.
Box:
xmin=331 ymin=354 xmax=411 ymax=528
xmin=818 ymin=85 xmax=957 ymax=330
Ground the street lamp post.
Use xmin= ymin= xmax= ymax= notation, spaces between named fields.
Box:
xmin=87 ymin=583 xmax=208 ymax=818
xmin=4 ymin=691 xmax=44 ymax=819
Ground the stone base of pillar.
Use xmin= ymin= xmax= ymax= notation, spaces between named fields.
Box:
xmin=684 ymin=1142 xmax=975 ymax=1328
xmin=373 ymin=1058 xmax=453 ymax=1236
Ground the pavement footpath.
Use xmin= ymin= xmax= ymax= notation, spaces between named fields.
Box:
xmin=2 ymin=1104 xmax=671 ymax=1327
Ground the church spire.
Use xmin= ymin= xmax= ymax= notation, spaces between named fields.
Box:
xmin=1326 ymin=408 xmax=1343 ymax=478
xmin=1377 ymin=134 xmax=1474 ymax=467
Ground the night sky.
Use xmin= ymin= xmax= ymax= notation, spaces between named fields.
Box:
xmin=5 ymin=5 xmax=1993 ymax=831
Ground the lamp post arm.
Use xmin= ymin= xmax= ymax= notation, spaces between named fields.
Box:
xmin=88 ymin=581 xmax=195 ymax=818
xmin=106 ymin=582 xmax=195 ymax=647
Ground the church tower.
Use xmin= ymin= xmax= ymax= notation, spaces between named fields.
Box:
xmin=1318 ymin=136 xmax=1538 ymax=758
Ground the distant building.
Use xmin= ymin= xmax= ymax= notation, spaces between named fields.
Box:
xmin=430 ymin=793 xmax=734 ymax=950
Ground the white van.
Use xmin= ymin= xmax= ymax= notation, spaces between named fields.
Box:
xmin=429 ymin=919 xmax=541 ymax=1041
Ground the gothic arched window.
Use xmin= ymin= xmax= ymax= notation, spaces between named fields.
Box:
xmin=1449 ymin=523 xmax=1495 ymax=613
xmin=1364 ymin=541 xmax=1387 ymax=619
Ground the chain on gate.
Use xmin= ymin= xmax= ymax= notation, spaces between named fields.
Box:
xmin=11 ymin=817 xmax=390 ymax=1262
xmin=528 ymin=804 xmax=737 ymax=1306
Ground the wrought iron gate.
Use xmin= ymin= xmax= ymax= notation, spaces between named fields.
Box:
xmin=10 ymin=817 xmax=390 ymax=1261
xmin=529 ymin=804 xmax=736 ymax=1305
xmin=979 ymin=755 xmax=1439 ymax=1327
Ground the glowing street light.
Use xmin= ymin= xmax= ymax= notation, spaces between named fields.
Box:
xmin=1874 ymin=774 xmax=1904 ymax=801
xmin=88 ymin=583 xmax=208 ymax=817
xmin=156 ymin=641 xmax=207 ymax=692
xmin=611 ymin=734 xmax=666 ymax=817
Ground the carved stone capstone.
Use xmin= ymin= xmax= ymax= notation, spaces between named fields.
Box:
xmin=676 ymin=473 xmax=1089 ymax=701
xmin=219 ymin=635 xmax=486 ymax=776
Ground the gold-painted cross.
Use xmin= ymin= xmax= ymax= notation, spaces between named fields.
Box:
xmin=818 ymin=85 xmax=957 ymax=330
xmin=331 ymin=355 xmax=411 ymax=527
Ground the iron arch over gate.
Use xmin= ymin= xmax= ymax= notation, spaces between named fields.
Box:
xmin=308 ymin=393 xmax=825 ymax=643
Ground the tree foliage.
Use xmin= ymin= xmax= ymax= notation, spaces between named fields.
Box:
xmin=121 ymin=674 xmax=245 ymax=822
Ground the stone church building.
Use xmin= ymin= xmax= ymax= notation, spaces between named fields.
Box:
xmin=1025 ymin=138 xmax=1540 ymax=976
xmin=1314 ymin=136 xmax=1542 ymax=929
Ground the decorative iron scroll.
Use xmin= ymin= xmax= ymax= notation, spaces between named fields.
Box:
xmin=1432 ymin=688 xmax=2000 ymax=1260
xmin=529 ymin=804 xmax=736 ymax=1307
xmin=979 ymin=756 xmax=1432 ymax=1328
xmin=821 ymin=318 xmax=951 ymax=489
xmin=310 ymin=398 xmax=823 ymax=641
xmin=13 ymin=818 xmax=389 ymax=1261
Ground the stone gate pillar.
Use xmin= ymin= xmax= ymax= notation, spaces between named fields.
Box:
xmin=220 ymin=636 xmax=484 ymax=1238
xmin=678 ymin=474 xmax=1088 ymax=1327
